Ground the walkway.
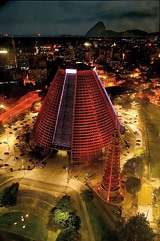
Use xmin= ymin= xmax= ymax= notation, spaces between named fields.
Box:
xmin=0 ymin=170 xmax=95 ymax=241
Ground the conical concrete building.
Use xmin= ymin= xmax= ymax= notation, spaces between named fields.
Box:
xmin=31 ymin=66 xmax=122 ymax=162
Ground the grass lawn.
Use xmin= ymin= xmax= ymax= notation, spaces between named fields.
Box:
xmin=139 ymin=103 xmax=160 ymax=178
xmin=86 ymin=201 xmax=112 ymax=241
xmin=0 ymin=211 xmax=48 ymax=241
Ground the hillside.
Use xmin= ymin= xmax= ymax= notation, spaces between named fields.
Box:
xmin=85 ymin=21 xmax=156 ymax=37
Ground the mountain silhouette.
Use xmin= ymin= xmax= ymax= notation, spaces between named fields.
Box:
xmin=85 ymin=21 xmax=154 ymax=37
xmin=85 ymin=21 xmax=107 ymax=37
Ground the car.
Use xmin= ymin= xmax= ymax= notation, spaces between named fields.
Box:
xmin=4 ymin=152 xmax=9 ymax=155
xmin=126 ymin=143 xmax=130 ymax=148
xmin=74 ymin=175 xmax=78 ymax=178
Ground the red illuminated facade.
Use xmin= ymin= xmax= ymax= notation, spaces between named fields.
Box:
xmin=100 ymin=129 xmax=121 ymax=201
xmin=31 ymin=66 xmax=122 ymax=162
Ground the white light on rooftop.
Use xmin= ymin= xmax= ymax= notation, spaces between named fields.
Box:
xmin=0 ymin=50 xmax=8 ymax=54
xmin=66 ymin=69 xmax=77 ymax=74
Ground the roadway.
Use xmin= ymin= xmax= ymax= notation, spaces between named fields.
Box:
xmin=0 ymin=166 xmax=95 ymax=241
xmin=0 ymin=91 xmax=40 ymax=125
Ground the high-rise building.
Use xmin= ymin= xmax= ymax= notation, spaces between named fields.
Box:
xmin=31 ymin=66 xmax=122 ymax=162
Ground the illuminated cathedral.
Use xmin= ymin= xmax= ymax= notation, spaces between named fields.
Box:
xmin=31 ymin=65 xmax=123 ymax=201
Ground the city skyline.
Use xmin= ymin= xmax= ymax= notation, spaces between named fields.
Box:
xmin=0 ymin=0 xmax=159 ymax=36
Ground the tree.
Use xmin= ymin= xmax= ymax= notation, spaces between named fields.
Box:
xmin=51 ymin=207 xmax=81 ymax=230
xmin=153 ymin=186 xmax=160 ymax=198
xmin=121 ymin=157 xmax=145 ymax=178
xmin=0 ymin=182 xmax=19 ymax=206
xmin=122 ymin=213 xmax=155 ymax=241
xmin=52 ymin=207 xmax=69 ymax=227
xmin=157 ymin=217 xmax=160 ymax=228
xmin=122 ymin=98 xmax=132 ymax=110
xmin=80 ymin=189 xmax=94 ymax=202
xmin=56 ymin=227 xmax=74 ymax=241
xmin=51 ymin=195 xmax=81 ymax=239
xmin=125 ymin=177 xmax=141 ymax=196
xmin=56 ymin=195 xmax=73 ymax=212
xmin=0 ymin=120 xmax=5 ymax=134
xmin=66 ymin=212 xmax=81 ymax=230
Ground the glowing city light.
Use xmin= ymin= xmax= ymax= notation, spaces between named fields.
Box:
xmin=84 ymin=42 xmax=91 ymax=47
xmin=66 ymin=69 xmax=77 ymax=74
xmin=0 ymin=50 xmax=8 ymax=54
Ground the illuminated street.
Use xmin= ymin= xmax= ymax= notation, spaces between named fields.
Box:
xmin=0 ymin=91 xmax=40 ymax=125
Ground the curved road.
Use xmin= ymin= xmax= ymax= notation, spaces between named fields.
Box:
xmin=0 ymin=91 xmax=40 ymax=125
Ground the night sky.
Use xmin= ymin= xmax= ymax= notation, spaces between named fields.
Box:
xmin=0 ymin=0 xmax=159 ymax=36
